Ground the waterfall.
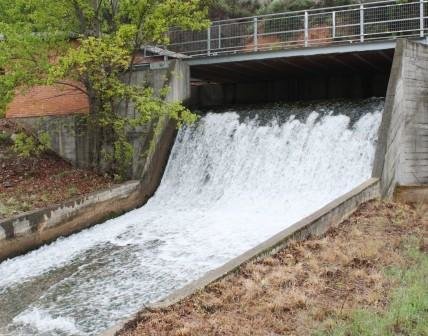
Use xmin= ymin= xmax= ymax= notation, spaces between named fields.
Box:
xmin=0 ymin=98 xmax=383 ymax=336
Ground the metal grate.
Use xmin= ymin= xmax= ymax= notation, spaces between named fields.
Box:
xmin=167 ymin=0 xmax=427 ymax=57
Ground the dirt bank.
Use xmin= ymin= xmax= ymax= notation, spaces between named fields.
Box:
xmin=119 ymin=201 xmax=427 ymax=336
xmin=0 ymin=120 xmax=113 ymax=220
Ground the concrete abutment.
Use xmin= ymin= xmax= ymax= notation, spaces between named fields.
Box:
xmin=372 ymin=39 xmax=428 ymax=199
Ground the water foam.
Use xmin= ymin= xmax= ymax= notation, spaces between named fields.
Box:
xmin=0 ymin=99 xmax=383 ymax=336
xmin=13 ymin=308 xmax=82 ymax=335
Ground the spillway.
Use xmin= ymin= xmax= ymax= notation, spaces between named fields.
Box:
xmin=0 ymin=98 xmax=383 ymax=336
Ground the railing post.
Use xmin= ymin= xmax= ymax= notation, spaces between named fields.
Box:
xmin=218 ymin=25 xmax=222 ymax=49
xmin=420 ymin=0 xmax=425 ymax=37
xmin=304 ymin=11 xmax=309 ymax=47
xmin=360 ymin=4 xmax=364 ymax=42
xmin=332 ymin=11 xmax=336 ymax=39
xmin=207 ymin=27 xmax=211 ymax=56
xmin=253 ymin=17 xmax=258 ymax=51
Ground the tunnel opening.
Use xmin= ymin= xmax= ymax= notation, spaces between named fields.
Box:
xmin=188 ymin=48 xmax=394 ymax=108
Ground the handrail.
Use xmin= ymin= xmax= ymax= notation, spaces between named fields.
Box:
xmin=168 ymin=0 xmax=427 ymax=58
xmin=170 ymin=0 xmax=416 ymax=28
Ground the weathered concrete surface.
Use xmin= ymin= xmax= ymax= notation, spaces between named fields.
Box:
xmin=0 ymin=61 xmax=187 ymax=262
xmin=14 ymin=60 xmax=190 ymax=181
xmin=16 ymin=115 xmax=82 ymax=165
xmin=373 ymin=40 xmax=428 ymax=197
xmin=127 ymin=60 xmax=190 ymax=180
xmin=0 ymin=181 xmax=144 ymax=261
xmin=101 ymin=178 xmax=380 ymax=336
xmin=394 ymin=185 xmax=428 ymax=203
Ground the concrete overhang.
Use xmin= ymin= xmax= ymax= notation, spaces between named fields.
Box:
xmin=186 ymin=39 xmax=417 ymax=84
xmin=187 ymin=40 xmax=397 ymax=66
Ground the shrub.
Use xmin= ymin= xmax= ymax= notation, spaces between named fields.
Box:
xmin=12 ymin=131 xmax=51 ymax=157
xmin=0 ymin=131 xmax=10 ymax=144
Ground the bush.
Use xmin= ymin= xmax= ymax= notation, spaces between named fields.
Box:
xmin=0 ymin=131 xmax=10 ymax=145
xmin=12 ymin=131 xmax=51 ymax=157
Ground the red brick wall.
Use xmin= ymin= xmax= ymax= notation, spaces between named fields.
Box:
xmin=5 ymin=52 xmax=160 ymax=119
xmin=6 ymin=82 xmax=89 ymax=118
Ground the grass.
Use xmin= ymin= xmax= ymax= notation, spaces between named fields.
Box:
xmin=0 ymin=198 xmax=32 ymax=219
xmin=315 ymin=237 xmax=428 ymax=336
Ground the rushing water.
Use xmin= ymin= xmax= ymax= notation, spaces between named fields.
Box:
xmin=0 ymin=99 xmax=383 ymax=336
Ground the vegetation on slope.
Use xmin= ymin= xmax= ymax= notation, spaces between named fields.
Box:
xmin=119 ymin=201 xmax=427 ymax=336
xmin=317 ymin=237 xmax=428 ymax=336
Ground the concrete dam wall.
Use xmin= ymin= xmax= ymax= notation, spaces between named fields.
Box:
xmin=373 ymin=39 xmax=428 ymax=197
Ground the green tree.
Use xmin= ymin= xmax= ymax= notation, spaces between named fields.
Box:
xmin=257 ymin=0 xmax=355 ymax=14
xmin=0 ymin=0 xmax=209 ymax=176
xmin=208 ymin=0 xmax=357 ymax=19
xmin=208 ymin=0 xmax=261 ymax=20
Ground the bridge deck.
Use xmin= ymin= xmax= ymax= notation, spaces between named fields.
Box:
xmin=187 ymin=39 xmax=397 ymax=66
xmin=167 ymin=0 xmax=427 ymax=66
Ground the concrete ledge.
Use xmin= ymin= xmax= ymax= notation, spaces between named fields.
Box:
xmin=394 ymin=185 xmax=428 ymax=203
xmin=0 ymin=181 xmax=144 ymax=261
xmin=101 ymin=177 xmax=380 ymax=336
xmin=187 ymin=40 xmax=398 ymax=66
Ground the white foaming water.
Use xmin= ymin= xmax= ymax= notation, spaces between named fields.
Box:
xmin=13 ymin=309 xmax=83 ymax=335
xmin=0 ymin=100 xmax=383 ymax=336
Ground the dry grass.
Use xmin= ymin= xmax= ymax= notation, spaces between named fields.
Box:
xmin=119 ymin=201 xmax=427 ymax=336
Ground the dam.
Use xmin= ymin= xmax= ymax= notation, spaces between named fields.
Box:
xmin=1 ymin=1 xmax=428 ymax=335
xmin=0 ymin=99 xmax=383 ymax=335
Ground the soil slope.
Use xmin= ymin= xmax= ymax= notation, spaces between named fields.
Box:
xmin=0 ymin=120 xmax=113 ymax=220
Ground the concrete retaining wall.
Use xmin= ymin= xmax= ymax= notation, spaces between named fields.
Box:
xmin=102 ymin=178 xmax=380 ymax=336
xmin=373 ymin=40 xmax=428 ymax=197
xmin=0 ymin=181 xmax=144 ymax=261
xmin=394 ymin=185 xmax=428 ymax=203
xmin=15 ymin=60 xmax=190 ymax=180
xmin=1 ymin=61 xmax=190 ymax=260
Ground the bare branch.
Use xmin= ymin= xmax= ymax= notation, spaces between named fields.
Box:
xmin=54 ymin=80 xmax=89 ymax=96
xmin=39 ymin=92 xmax=86 ymax=100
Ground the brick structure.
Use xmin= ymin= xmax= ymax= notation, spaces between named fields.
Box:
xmin=4 ymin=51 xmax=164 ymax=119
xmin=6 ymin=82 xmax=89 ymax=118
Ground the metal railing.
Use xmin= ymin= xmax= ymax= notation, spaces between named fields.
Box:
xmin=168 ymin=0 xmax=428 ymax=57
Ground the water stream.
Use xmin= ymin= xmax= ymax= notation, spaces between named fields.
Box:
xmin=0 ymin=98 xmax=383 ymax=336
